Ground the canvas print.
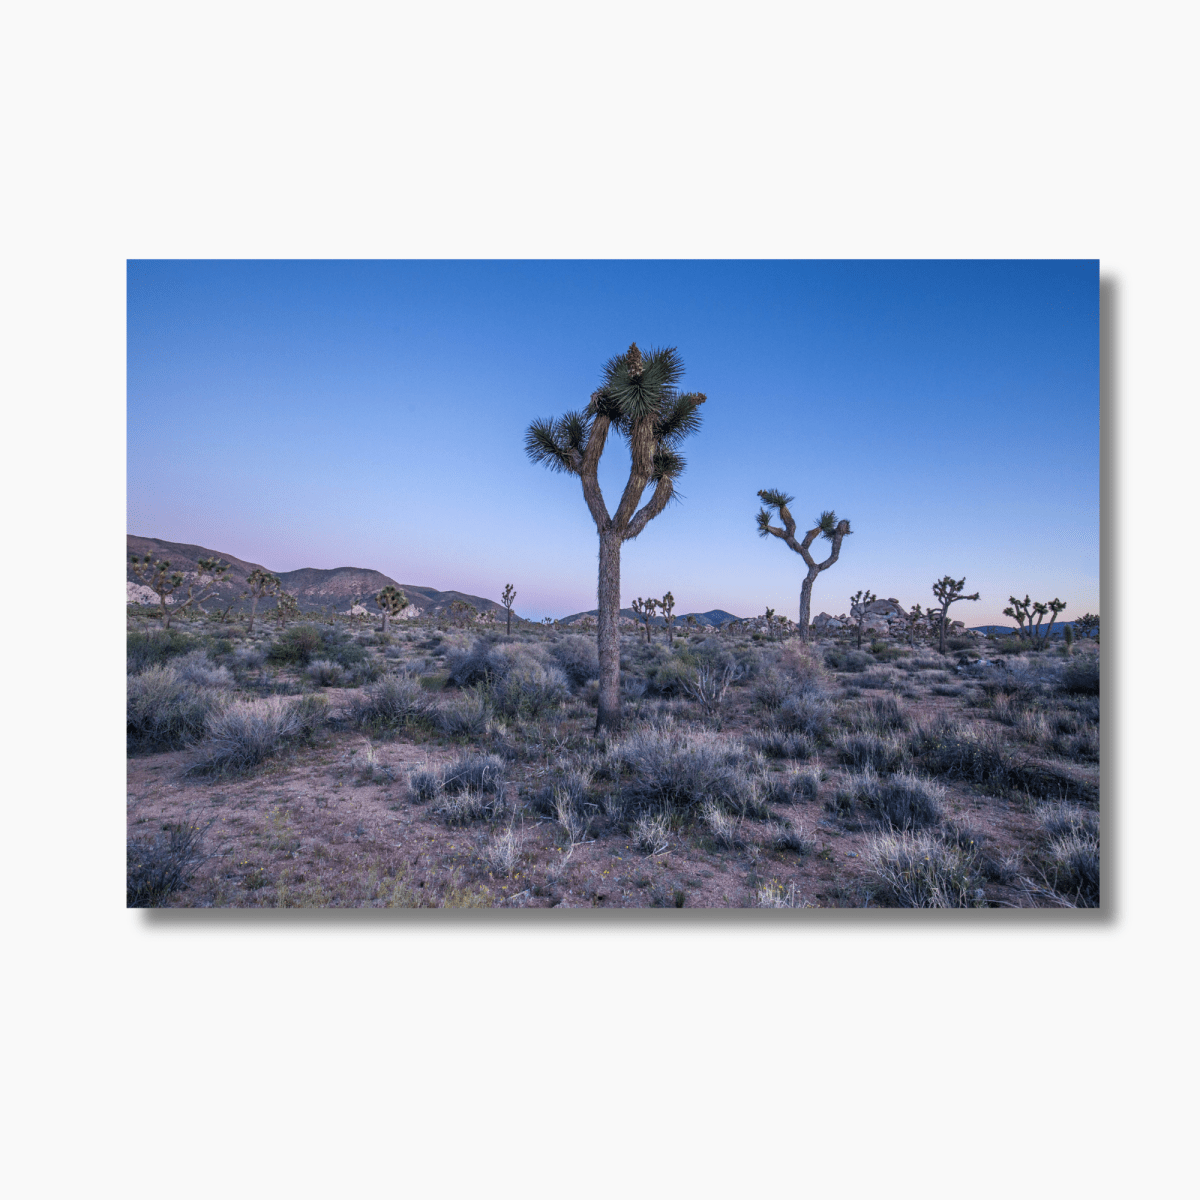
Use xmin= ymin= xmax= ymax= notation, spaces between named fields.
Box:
xmin=126 ymin=260 xmax=1100 ymax=909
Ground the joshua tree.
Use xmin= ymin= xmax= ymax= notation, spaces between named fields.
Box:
xmin=129 ymin=553 xmax=230 ymax=630
xmin=449 ymin=600 xmax=476 ymax=626
xmin=377 ymin=585 xmax=408 ymax=634
xmin=763 ymin=606 xmax=775 ymax=639
xmin=906 ymin=603 xmax=927 ymax=648
xmin=686 ymin=614 xmax=698 ymax=635
xmin=631 ymin=597 xmax=658 ymax=644
xmin=1043 ymin=598 xmax=1067 ymax=646
xmin=1064 ymin=623 xmax=1075 ymax=655
xmin=275 ymin=590 xmax=300 ymax=629
xmin=849 ymin=589 xmax=877 ymax=650
xmin=243 ymin=567 xmax=281 ymax=634
xmin=660 ymin=591 xmax=677 ymax=645
xmin=1073 ymin=613 xmax=1100 ymax=640
xmin=526 ymin=343 xmax=706 ymax=732
xmin=755 ymin=493 xmax=852 ymax=642
xmin=500 ymin=584 xmax=517 ymax=635
xmin=1003 ymin=595 xmax=1034 ymax=640
xmin=931 ymin=576 xmax=980 ymax=654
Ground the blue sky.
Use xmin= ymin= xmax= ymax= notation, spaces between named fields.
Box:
xmin=127 ymin=260 xmax=1098 ymax=626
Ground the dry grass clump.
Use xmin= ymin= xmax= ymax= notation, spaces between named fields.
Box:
xmin=756 ymin=879 xmax=814 ymax=908
xmin=865 ymin=830 xmax=988 ymax=908
xmin=607 ymin=724 xmax=762 ymax=820
xmin=833 ymin=731 xmax=909 ymax=773
xmin=840 ymin=768 xmax=945 ymax=830
xmin=701 ymin=802 xmax=744 ymax=849
xmin=631 ymin=813 xmax=672 ymax=855
xmin=127 ymin=666 xmax=227 ymax=754
xmin=745 ymin=730 xmax=815 ymax=760
xmin=348 ymin=674 xmax=433 ymax=733
xmin=1035 ymin=803 xmax=1099 ymax=906
xmin=479 ymin=826 xmax=524 ymax=875
xmin=769 ymin=820 xmax=816 ymax=855
xmin=187 ymin=695 xmax=326 ymax=777
xmin=127 ymin=818 xmax=211 ymax=906
xmin=436 ymin=787 xmax=508 ymax=826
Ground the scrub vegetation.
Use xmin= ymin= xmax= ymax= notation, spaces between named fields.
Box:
xmin=127 ymin=601 xmax=1100 ymax=909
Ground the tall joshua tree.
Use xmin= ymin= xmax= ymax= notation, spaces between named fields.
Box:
xmin=631 ymin=597 xmax=658 ymax=644
xmin=1043 ymin=598 xmax=1067 ymax=645
xmin=377 ymin=585 xmax=408 ymax=634
xmin=129 ymin=553 xmax=230 ymax=630
xmin=660 ymin=591 xmax=676 ymax=646
xmin=1003 ymin=595 xmax=1034 ymax=641
xmin=243 ymin=567 xmax=281 ymax=634
xmin=500 ymin=584 xmax=517 ymax=635
xmin=850 ymin=589 xmax=877 ymax=650
xmin=931 ymin=575 xmax=980 ymax=654
xmin=755 ymin=493 xmax=852 ymax=642
xmin=526 ymin=343 xmax=706 ymax=733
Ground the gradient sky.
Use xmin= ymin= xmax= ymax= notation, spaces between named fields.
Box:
xmin=127 ymin=260 xmax=1098 ymax=626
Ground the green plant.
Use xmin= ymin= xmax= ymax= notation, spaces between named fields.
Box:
xmin=756 ymin=493 xmax=852 ymax=642
xmin=525 ymin=342 xmax=707 ymax=732
xmin=127 ymin=818 xmax=213 ymax=907
xmin=377 ymin=585 xmax=408 ymax=634
xmin=129 ymin=553 xmax=231 ymax=630
xmin=500 ymin=583 xmax=517 ymax=635
xmin=243 ymin=567 xmax=281 ymax=633
xmin=850 ymin=589 xmax=877 ymax=650
xmin=931 ymin=576 xmax=980 ymax=654
xmin=1073 ymin=613 xmax=1100 ymax=640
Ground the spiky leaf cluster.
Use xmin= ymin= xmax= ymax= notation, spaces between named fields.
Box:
xmin=525 ymin=343 xmax=705 ymax=485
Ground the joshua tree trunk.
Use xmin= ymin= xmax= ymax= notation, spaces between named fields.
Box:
xmin=597 ymin=531 xmax=622 ymax=729
xmin=382 ymin=612 xmax=390 ymax=634
xmin=798 ymin=565 xmax=821 ymax=641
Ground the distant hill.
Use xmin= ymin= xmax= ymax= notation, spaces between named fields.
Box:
xmin=559 ymin=606 xmax=743 ymax=629
xmin=127 ymin=536 xmax=509 ymax=620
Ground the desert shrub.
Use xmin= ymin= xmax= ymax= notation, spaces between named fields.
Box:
xmin=746 ymin=731 xmax=815 ymax=760
xmin=550 ymin=636 xmax=600 ymax=685
xmin=490 ymin=661 xmax=569 ymax=718
xmin=1062 ymin=658 xmax=1100 ymax=695
xmin=772 ymin=685 xmax=834 ymax=738
xmin=436 ymin=788 xmax=507 ymax=827
xmin=409 ymin=768 xmax=443 ymax=803
xmin=1045 ymin=831 xmax=1100 ymax=906
xmin=701 ymin=802 xmax=744 ymax=849
xmin=755 ymin=880 xmax=811 ymax=908
xmin=127 ymin=666 xmax=225 ymax=754
xmin=870 ymin=643 xmax=907 ymax=662
xmin=752 ymin=669 xmax=791 ymax=710
xmin=912 ymin=718 xmax=1095 ymax=802
xmin=187 ymin=695 xmax=326 ymax=777
xmin=931 ymin=683 xmax=965 ymax=697
xmin=631 ymin=813 xmax=672 ymax=854
xmin=1036 ymin=802 xmax=1098 ymax=841
xmin=174 ymin=649 xmax=233 ymax=688
xmin=445 ymin=637 xmax=506 ymax=687
xmin=527 ymin=765 xmax=593 ymax=820
xmin=843 ymin=768 xmax=945 ymax=830
xmin=349 ymin=674 xmax=433 ymax=732
xmin=608 ymin=726 xmax=760 ymax=819
xmin=127 ymin=818 xmax=210 ymax=906
xmin=307 ymin=658 xmax=347 ymax=687
xmin=266 ymin=624 xmax=325 ymax=666
xmin=849 ymin=695 xmax=910 ymax=733
xmin=436 ymin=691 xmax=491 ymax=738
xmin=232 ymin=645 xmax=266 ymax=671
xmin=865 ymin=830 xmax=987 ymax=907
xmin=1014 ymin=711 xmax=1049 ymax=745
xmin=127 ymin=628 xmax=195 ymax=673
xmin=443 ymin=753 xmax=505 ymax=794
xmin=480 ymin=827 xmax=523 ymax=875
xmin=858 ymin=669 xmax=898 ymax=690
xmin=824 ymin=648 xmax=872 ymax=673
xmin=646 ymin=658 xmax=696 ymax=698
xmin=833 ymin=732 xmax=908 ymax=773
xmin=769 ymin=819 xmax=816 ymax=855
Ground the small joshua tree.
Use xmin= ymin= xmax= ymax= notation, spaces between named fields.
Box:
xmin=660 ymin=590 xmax=676 ymax=646
xmin=1043 ymin=598 xmax=1067 ymax=646
xmin=631 ymin=597 xmax=658 ymax=645
xmin=1003 ymin=595 xmax=1034 ymax=641
xmin=686 ymin=614 xmax=698 ymax=635
xmin=526 ymin=342 xmax=707 ymax=733
xmin=449 ymin=600 xmax=476 ymax=626
xmin=129 ymin=553 xmax=230 ymax=630
xmin=763 ymin=606 xmax=775 ymax=640
xmin=756 ymin=493 xmax=852 ymax=642
xmin=377 ymin=585 xmax=408 ymax=634
xmin=243 ymin=567 xmax=281 ymax=634
xmin=1064 ymin=623 xmax=1075 ymax=655
xmin=849 ymin=589 xmax=877 ymax=650
xmin=931 ymin=576 xmax=980 ymax=655
xmin=274 ymin=591 xmax=300 ymax=629
xmin=906 ymin=603 xmax=927 ymax=648
xmin=1073 ymin=613 xmax=1100 ymax=640
xmin=500 ymin=583 xmax=517 ymax=635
